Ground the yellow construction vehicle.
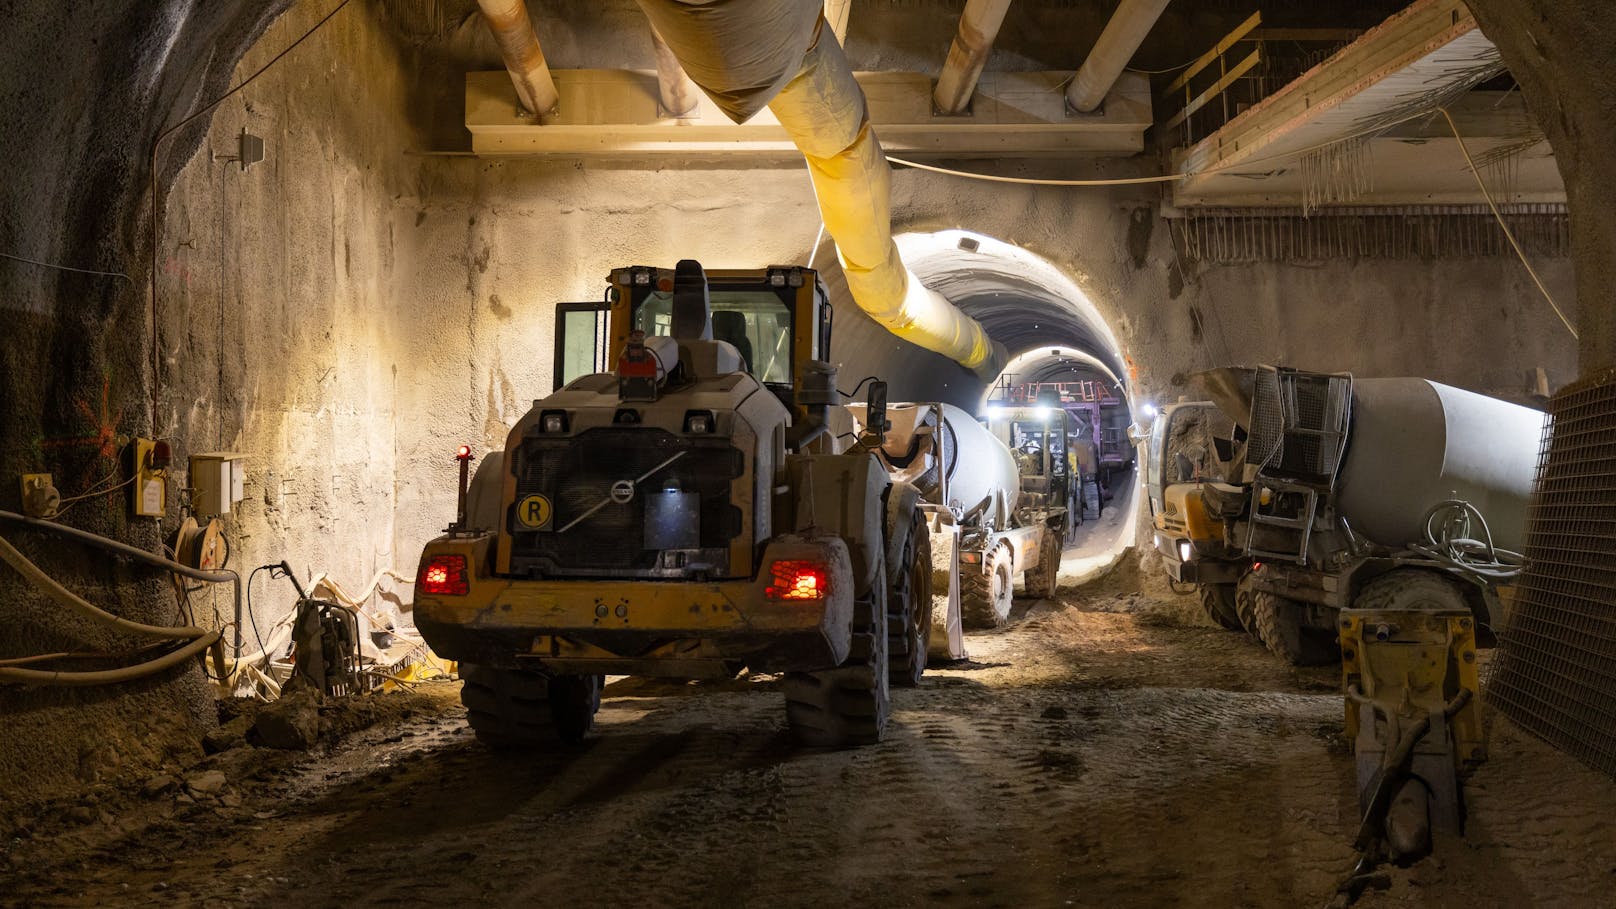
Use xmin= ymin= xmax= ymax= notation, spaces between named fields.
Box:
xmin=413 ymin=261 xmax=933 ymax=748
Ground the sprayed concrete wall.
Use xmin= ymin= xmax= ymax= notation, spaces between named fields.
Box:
xmin=158 ymin=1 xmax=424 ymax=648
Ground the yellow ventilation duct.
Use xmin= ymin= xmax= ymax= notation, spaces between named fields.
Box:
xmin=636 ymin=0 xmax=1006 ymax=377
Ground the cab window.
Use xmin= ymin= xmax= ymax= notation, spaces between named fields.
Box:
xmin=633 ymin=290 xmax=793 ymax=385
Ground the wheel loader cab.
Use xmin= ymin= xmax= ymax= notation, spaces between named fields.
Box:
xmin=615 ymin=264 xmax=832 ymax=412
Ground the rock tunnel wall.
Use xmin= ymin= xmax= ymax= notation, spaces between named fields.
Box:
xmin=0 ymin=0 xmax=1587 ymax=804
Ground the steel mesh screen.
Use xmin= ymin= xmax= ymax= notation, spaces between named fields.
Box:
xmin=1247 ymin=369 xmax=1284 ymax=471
xmin=1488 ymin=368 xmax=1616 ymax=778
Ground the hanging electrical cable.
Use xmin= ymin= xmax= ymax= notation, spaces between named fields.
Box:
xmin=1440 ymin=106 xmax=1577 ymax=340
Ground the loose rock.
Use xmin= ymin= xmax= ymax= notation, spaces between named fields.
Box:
xmin=186 ymin=770 xmax=228 ymax=796
xmin=253 ymin=689 xmax=321 ymax=751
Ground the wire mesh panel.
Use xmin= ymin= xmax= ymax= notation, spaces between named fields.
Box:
xmin=1489 ymin=368 xmax=1616 ymax=778
xmin=1247 ymin=368 xmax=1284 ymax=472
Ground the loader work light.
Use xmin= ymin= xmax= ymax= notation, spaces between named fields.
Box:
xmin=540 ymin=410 xmax=568 ymax=433
xmin=684 ymin=410 xmax=715 ymax=434
xmin=766 ymin=560 xmax=829 ymax=601
xmin=420 ymin=555 xmax=469 ymax=596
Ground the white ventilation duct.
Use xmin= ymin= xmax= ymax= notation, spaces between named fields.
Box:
xmin=635 ymin=0 xmax=1006 ymax=377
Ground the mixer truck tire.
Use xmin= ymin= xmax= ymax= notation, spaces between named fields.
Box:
xmin=1025 ymin=530 xmax=1061 ymax=599
xmin=1235 ymin=579 xmax=1261 ymax=637
xmin=1198 ymin=583 xmax=1243 ymax=632
xmin=785 ymin=561 xmax=891 ymax=747
xmin=1252 ymin=592 xmax=1340 ymax=666
xmin=1353 ymin=569 xmax=1468 ymax=616
xmin=961 ymin=544 xmax=1014 ymax=628
xmin=886 ymin=510 xmax=933 ymax=687
xmin=461 ymin=664 xmax=602 ymax=748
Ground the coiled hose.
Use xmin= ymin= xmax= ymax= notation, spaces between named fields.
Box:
xmin=1406 ymin=499 xmax=1526 ymax=582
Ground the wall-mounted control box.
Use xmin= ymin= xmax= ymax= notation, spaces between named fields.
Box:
xmin=190 ymin=452 xmax=248 ymax=516
xmin=131 ymin=437 xmax=167 ymax=518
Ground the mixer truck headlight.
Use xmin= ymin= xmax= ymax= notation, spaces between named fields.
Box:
xmin=683 ymin=410 xmax=715 ymax=434
xmin=419 ymin=555 xmax=469 ymax=597
xmin=766 ymin=560 xmax=829 ymax=600
xmin=1177 ymin=540 xmax=1194 ymax=562
xmin=540 ymin=410 xmax=568 ymax=433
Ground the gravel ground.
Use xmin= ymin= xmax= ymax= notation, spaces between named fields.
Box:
xmin=4 ymin=583 xmax=1614 ymax=909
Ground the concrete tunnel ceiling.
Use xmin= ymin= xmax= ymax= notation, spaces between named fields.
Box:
xmin=893 ymin=230 xmax=1130 ymax=396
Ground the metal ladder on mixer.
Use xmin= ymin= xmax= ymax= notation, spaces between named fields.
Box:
xmin=1244 ymin=368 xmax=1353 ymax=566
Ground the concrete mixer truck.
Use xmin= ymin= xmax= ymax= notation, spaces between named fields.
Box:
xmin=1150 ymin=365 xmax=1541 ymax=664
xmin=1149 ymin=364 xmax=1544 ymax=866
xmin=849 ymin=402 xmax=1068 ymax=628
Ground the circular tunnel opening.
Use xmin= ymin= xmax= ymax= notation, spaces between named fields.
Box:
xmin=878 ymin=230 xmax=1142 ymax=574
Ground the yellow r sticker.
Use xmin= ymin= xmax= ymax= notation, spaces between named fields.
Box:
xmin=516 ymin=494 xmax=553 ymax=530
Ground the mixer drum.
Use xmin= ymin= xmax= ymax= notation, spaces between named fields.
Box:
xmin=1335 ymin=378 xmax=1545 ymax=552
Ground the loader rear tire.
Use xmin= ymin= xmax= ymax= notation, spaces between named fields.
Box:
xmin=1252 ymin=592 xmax=1340 ymax=666
xmin=961 ymin=544 xmax=1014 ymax=628
xmin=1024 ymin=530 xmax=1061 ymax=599
xmin=785 ymin=562 xmax=891 ymax=747
xmin=887 ymin=511 xmax=932 ymax=688
xmin=461 ymin=664 xmax=601 ymax=749
xmin=1199 ymin=583 xmax=1243 ymax=632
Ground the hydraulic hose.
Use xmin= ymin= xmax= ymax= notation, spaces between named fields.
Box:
xmin=0 ymin=511 xmax=238 ymax=686
xmin=0 ymin=535 xmax=205 ymax=640
xmin=0 ymin=631 xmax=221 ymax=687
xmin=0 ymin=509 xmax=244 ymax=652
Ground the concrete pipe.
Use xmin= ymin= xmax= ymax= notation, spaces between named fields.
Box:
xmin=1065 ymin=0 xmax=1171 ymax=114
xmin=934 ymin=0 xmax=1014 ymax=116
xmin=476 ymin=0 xmax=559 ymax=118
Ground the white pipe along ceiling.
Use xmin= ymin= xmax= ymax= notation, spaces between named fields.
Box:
xmin=633 ymin=0 xmax=1008 ymax=378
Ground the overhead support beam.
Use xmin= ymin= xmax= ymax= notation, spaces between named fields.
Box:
xmin=825 ymin=0 xmax=852 ymax=45
xmin=933 ymin=0 xmax=1013 ymax=115
xmin=1066 ymin=0 xmax=1172 ymax=114
xmin=476 ymin=0 xmax=558 ymax=119
xmin=650 ymin=28 xmax=700 ymax=118
xmin=466 ymin=69 xmax=1151 ymax=157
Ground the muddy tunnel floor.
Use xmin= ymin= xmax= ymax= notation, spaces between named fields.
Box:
xmin=5 ymin=590 xmax=1616 ymax=909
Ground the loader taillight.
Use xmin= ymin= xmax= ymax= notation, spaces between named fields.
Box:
xmin=420 ymin=555 xmax=469 ymax=596
xmin=766 ymin=560 xmax=829 ymax=601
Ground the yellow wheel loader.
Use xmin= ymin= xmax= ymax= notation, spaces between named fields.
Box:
xmin=413 ymin=261 xmax=933 ymax=748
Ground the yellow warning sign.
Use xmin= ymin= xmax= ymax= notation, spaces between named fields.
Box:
xmin=516 ymin=494 xmax=553 ymax=530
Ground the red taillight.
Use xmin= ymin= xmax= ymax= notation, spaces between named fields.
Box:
xmin=766 ymin=560 xmax=829 ymax=601
xmin=419 ymin=554 xmax=469 ymax=596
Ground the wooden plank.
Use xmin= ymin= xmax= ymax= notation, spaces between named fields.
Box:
xmin=1250 ymin=28 xmax=1363 ymax=42
xmin=1164 ymin=10 xmax=1261 ymax=95
xmin=1161 ymin=48 xmax=1260 ymax=132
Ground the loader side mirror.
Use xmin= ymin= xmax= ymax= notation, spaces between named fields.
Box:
xmin=865 ymin=380 xmax=890 ymax=446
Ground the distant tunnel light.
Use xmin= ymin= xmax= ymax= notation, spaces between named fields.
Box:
xmin=766 ymin=560 xmax=830 ymax=600
xmin=1140 ymin=402 xmax=1157 ymax=418
xmin=419 ymin=555 xmax=469 ymax=596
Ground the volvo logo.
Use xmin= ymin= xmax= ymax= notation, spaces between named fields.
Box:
xmin=610 ymin=480 xmax=635 ymax=504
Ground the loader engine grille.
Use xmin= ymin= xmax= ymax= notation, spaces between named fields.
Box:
xmin=506 ymin=427 xmax=745 ymax=578
xmin=1488 ymin=368 xmax=1616 ymax=779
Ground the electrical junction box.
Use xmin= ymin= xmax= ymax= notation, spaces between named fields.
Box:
xmin=190 ymin=452 xmax=248 ymax=516
xmin=131 ymin=438 xmax=167 ymax=518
